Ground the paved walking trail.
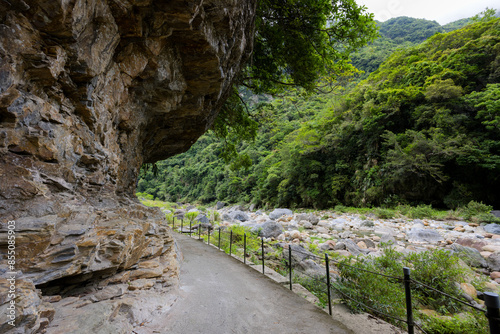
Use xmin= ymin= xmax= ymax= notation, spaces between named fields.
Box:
xmin=160 ymin=232 xmax=352 ymax=334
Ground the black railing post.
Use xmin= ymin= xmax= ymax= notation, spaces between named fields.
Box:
xmin=289 ymin=245 xmax=292 ymax=291
xmin=189 ymin=220 xmax=192 ymax=237
xmin=218 ymin=228 xmax=221 ymax=250
xmin=484 ymin=292 xmax=500 ymax=334
xmin=244 ymin=233 xmax=247 ymax=264
xmin=325 ymin=253 xmax=332 ymax=316
xmin=403 ymin=267 xmax=414 ymax=334
xmin=181 ymin=219 xmax=184 ymax=233
xmin=198 ymin=223 xmax=201 ymax=240
xmin=229 ymin=230 xmax=233 ymax=256
xmin=173 ymin=217 xmax=175 ymax=230
xmin=261 ymin=237 xmax=265 ymax=274
xmin=208 ymin=227 xmax=211 ymax=245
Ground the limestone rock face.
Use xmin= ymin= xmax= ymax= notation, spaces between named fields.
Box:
xmin=0 ymin=0 xmax=256 ymax=332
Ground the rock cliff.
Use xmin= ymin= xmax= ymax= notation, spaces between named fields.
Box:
xmin=0 ymin=0 xmax=256 ymax=332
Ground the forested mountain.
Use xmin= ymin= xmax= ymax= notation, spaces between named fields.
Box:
xmin=138 ymin=17 xmax=500 ymax=210
xmin=351 ymin=16 xmax=470 ymax=75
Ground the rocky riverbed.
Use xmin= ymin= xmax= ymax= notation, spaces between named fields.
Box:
xmin=168 ymin=203 xmax=500 ymax=294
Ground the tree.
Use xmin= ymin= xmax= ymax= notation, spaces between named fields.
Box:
xmin=212 ymin=0 xmax=377 ymax=161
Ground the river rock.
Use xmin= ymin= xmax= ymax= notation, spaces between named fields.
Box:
xmin=269 ymin=209 xmax=293 ymax=220
xmin=334 ymin=239 xmax=369 ymax=256
xmin=456 ymin=238 xmax=488 ymax=252
xmin=195 ymin=214 xmax=210 ymax=224
xmin=280 ymin=244 xmax=317 ymax=264
xmin=484 ymin=224 xmax=500 ymax=235
xmin=259 ymin=221 xmax=284 ymax=239
xmin=450 ymin=243 xmax=488 ymax=268
xmin=297 ymin=259 xmax=325 ymax=278
xmin=300 ymin=221 xmax=314 ymax=229
xmin=488 ymin=253 xmax=500 ymax=272
xmin=296 ymin=213 xmax=320 ymax=225
xmin=229 ymin=210 xmax=250 ymax=222
xmin=407 ymin=229 xmax=443 ymax=243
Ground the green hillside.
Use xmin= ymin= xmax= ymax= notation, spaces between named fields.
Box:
xmin=138 ymin=18 xmax=500 ymax=210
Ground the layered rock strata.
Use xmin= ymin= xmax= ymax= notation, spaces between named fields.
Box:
xmin=0 ymin=0 xmax=256 ymax=332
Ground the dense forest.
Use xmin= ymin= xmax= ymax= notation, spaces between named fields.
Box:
xmin=138 ymin=15 xmax=500 ymax=210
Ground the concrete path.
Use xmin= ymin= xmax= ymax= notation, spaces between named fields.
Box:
xmin=160 ymin=232 xmax=352 ymax=334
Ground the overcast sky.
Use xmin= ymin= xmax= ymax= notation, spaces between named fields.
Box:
xmin=356 ymin=0 xmax=499 ymax=25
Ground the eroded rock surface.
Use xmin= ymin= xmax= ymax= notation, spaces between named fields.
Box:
xmin=0 ymin=0 xmax=256 ymax=332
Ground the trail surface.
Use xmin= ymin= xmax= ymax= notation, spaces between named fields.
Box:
xmin=161 ymin=232 xmax=352 ymax=334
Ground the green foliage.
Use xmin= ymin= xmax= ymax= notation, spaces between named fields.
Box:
xmin=420 ymin=313 xmax=488 ymax=334
xmin=249 ymin=0 xmax=377 ymax=93
xmin=139 ymin=17 xmax=500 ymax=210
xmin=293 ymin=275 xmax=329 ymax=308
xmin=460 ymin=201 xmax=499 ymax=223
xmin=165 ymin=213 xmax=175 ymax=224
xmin=136 ymin=192 xmax=154 ymax=200
xmin=212 ymin=0 xmax=378 ymax=164
xmin=335 ymin=248 xmax=486 ymax=332
xmin=185 ymin=211 xmax=199 ymax=222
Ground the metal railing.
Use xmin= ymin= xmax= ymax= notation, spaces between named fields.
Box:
xmin=169 ymin=217 xmax=500 ymax=334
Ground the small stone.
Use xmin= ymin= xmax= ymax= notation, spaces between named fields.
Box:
xmin=481 ymin=251 xmax=493 ymax=258
xmin=491 ymin=272 xmax=500 ymax=279
xmin=357 ymin=241 xmax=367 ymax=249
xmin=460 ymin=283 xmax=477 ymax=299
xmin=485 ymin=233 xmax=494 ymax=238
xmin=289 ymin=230 xmax=301 ymax=239
xmin=482 ymin=245 xmax=500 ymax=252
xmin=372 ymin=236 xmax=381 ymax=242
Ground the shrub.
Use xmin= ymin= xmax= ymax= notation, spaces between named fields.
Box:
xmin=373 ymin=208 xmax=395 ymax=219
xmin=407 ymin=204 xmax=436 ymax=219
xmin=335 ymin=247 xmax=482 ymax=332
xmin=460 ymin=201 xmax=499 ymax=223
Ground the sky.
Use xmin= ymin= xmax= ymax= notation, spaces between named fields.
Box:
xmin=356 ymin=0 xmax=499 ymax=25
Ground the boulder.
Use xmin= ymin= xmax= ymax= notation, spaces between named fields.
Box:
xmin=194 ymin=214 xmax=210 ymax=224
xmin=281 ymin=244 xmax=317 ymax=264
xmin=361 ymin=220 xmax=375 ymax=228
xmin=295 ymin=213 xmax=320 ymax=225
xmin=269 ymin=209 xmax=293 ymax=220
xmin=456 ymin=238 xmax=488 ymax=252
xmin=229 ymin=210 xmax=250 ymax=222
xmin=297 ymin=259 xmax=325 ymax=278
xmin=334 ymin=239 xmax=369 ymax=256
xmin=488 ymin=253 xmax=500 ymax=272
xmin=407 ymin=229 xmax=443 ymax=243
xmin=355 ymin=238 xmax=376 ymax=249
xmin=216 ymin=201 xmax=226 ymax=210
xmin=484 ymin=224 xmax=500 ymax=235
xmin=450 ymin=243 xmax=488 ymax=268
xmin=259 ymin=221 xmax=284 ymax=239
xmin=300 ymin=221 xmax=314 ymax=229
